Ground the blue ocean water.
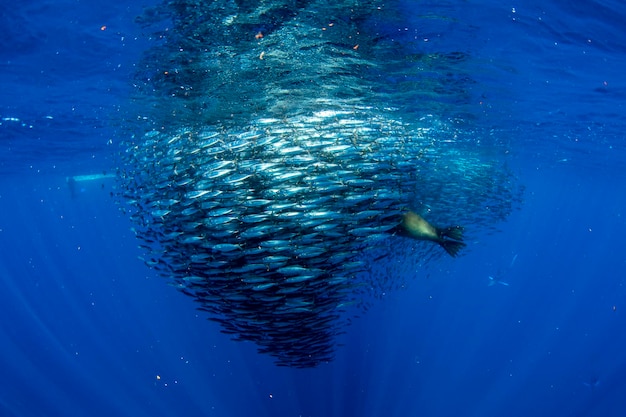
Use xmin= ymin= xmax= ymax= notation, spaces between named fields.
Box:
xmin=1 ymin=0 xmax=625 ymax=416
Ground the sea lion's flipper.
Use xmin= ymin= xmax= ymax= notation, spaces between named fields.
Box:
xmin=439 ymin=239 xmax=466 ymax=257
xmin=438 ymin=225 xmax=465 ymax=257
xmin=440 ymin=225 xmax=464 ymax=241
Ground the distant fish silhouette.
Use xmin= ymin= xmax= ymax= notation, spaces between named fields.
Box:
xmin=487 ymin=253 xmax=517 ymax=286
xmin=582 ymin=375 xmax=600 ymax=391
xmin=488 ymin=275 xmax=509 ymax=286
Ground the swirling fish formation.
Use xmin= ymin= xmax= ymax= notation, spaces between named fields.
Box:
xmin=119 ymin=0 xmax=521 ymax=367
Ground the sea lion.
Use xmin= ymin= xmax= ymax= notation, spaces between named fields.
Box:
xmin=396 ymin=211 xmax=466 ymax=257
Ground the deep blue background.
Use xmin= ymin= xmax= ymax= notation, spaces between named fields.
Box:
xmin=1 ymin=1 xmax=626 ymax=416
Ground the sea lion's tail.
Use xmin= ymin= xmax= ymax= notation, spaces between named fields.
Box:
xmin=438 ymin=226 xmax=466 ymax=257
xmin=438 ymin=239 xmax=466 ymax=257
